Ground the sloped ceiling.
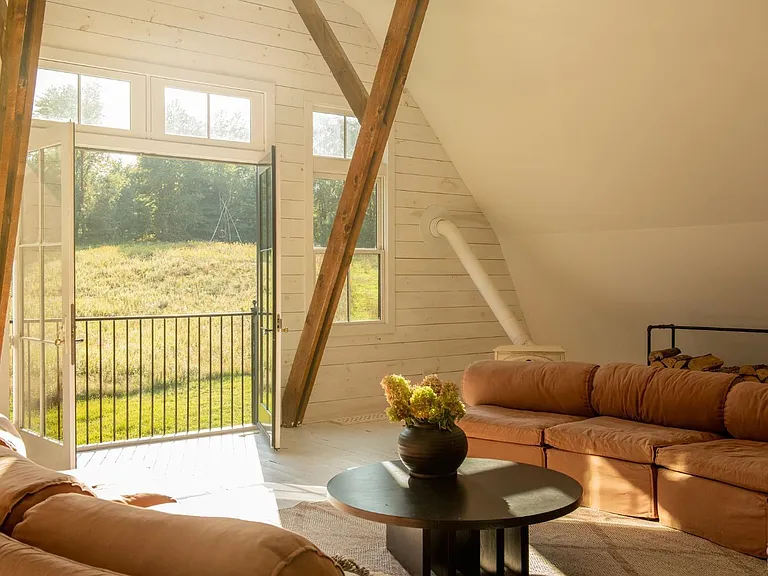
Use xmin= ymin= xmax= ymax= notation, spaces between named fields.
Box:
xmin=348 ymin=0 xmax=768 ymax=365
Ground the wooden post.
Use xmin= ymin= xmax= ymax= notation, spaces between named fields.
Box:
xmin=291 ymin=0 xmax=369 ymax=121
xmin=0 ymin=0 xmax=8 ymax=60
xmin=282 ymin=0 xmax=430 ymax=426
xmin=0 ymin=0 xmax=48 ymax=355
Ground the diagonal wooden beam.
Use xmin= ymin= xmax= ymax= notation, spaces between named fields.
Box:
xmin=0 ymin=0 xmax=48 ymax=355
xmin=0 ymin=0 xmax=8 ymax=60
xmin=282 ymin=0 xmax=430 ymax=427
xmin=292 ymin=0 xmax=368 ymax=121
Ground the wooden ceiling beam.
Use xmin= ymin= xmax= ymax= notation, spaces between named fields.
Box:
xmin=282 ymin=0 xmax=430 ymax=427
xmin=0 ymin=0 xmax=48 ymax=354
xmin=292 ymin=0 xmax=368 ymax=121
xmin=1 ymin=0 xmax=8 ymax=60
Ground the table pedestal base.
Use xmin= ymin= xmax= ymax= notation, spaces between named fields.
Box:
xmin=386 ymin=524 xmax=529 ymax=576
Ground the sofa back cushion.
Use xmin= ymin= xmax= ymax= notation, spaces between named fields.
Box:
xmin=591 ymin=363 xmax=736 ymax=434
xmin=0 ymin=447 xmax=95 ymax=535
xmin=0 ymin=533 xmax=126 ymax=575
xmin=462 ymin=361 xmax=598 ymax=417
xmin=14 ymin=494 xmax=342 ymax=576
xmin=724 ymin=381 xmax=768 ymax=441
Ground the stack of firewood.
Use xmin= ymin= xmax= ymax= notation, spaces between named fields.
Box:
xmin=649 ymin=348 xmax=768 ymax=382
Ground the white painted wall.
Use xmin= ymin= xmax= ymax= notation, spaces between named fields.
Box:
xmin=348 ymin=0 xmax=768 ymax=366
xmin=41 ymin=0 xmax=525 ymax=421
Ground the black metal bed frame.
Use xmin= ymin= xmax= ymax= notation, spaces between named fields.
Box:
xmin=646 ymin=324 xmax=768 ymax=366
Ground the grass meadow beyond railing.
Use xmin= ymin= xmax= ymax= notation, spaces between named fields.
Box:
xmin=75 ymin=312 xmax=258 ymax=447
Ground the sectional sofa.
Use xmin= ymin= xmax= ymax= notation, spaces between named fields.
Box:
xmin=459 ymin=361 xmax=768 ymax=558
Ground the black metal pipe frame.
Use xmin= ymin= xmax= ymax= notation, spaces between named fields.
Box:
xmin=646 ymin=324 xmax=768 ymax=366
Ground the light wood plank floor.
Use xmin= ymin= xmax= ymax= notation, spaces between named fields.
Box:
xmin=73 ymin=420 xmax=400 ymax=525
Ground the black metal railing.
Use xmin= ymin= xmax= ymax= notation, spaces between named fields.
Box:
xmin=75 ymin=309 xmax=257 ymax=447
xmin=646 ymin=324 xmax=768 ymax=366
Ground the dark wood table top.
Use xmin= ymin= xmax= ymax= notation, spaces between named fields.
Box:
xmin=327 ymin=458 xmax=582 ymax=530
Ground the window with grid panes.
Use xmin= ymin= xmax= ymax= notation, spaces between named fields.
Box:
xmin=312 ymin=111 xmax=384 ymax=323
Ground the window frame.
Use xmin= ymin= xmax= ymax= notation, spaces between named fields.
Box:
xmin=150 ymin=77 xmax=266 ymax=151
xmin=34 ymin=49 xmax=275 ymax=164
xmin=305 ymin=103 xmax=396 ymax=336
xmin=32 ymin=61 xmax=147 ymax=138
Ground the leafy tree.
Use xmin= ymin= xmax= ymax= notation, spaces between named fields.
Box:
xmin=34 ymin=82 xmax=105 ymax=125
xmin=313 ymin=178 xmax=377 ymax=249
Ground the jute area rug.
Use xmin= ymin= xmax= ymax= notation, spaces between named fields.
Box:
xmin=280 ymin=501 xmax=764 ymax=576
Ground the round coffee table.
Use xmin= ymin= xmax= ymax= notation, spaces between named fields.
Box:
xmin=327 ymin=458 xmax=582 ymax=576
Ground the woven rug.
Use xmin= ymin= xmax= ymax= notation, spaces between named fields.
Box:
xmin=279 ymin=501 xmax=765 ymax=576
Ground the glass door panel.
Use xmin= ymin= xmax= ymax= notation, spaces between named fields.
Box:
xmin=255 ymin=146 xmax=280 ymax=449
xmin=12 ymin=123 xmax=75 ymax=470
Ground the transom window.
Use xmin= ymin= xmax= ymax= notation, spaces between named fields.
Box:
xmin=310 ymin=107 xmax=388 ymax=325
xmin=30 ymin=61 xmax=271 ymax=156
xmin=164 ymin=87 xmax=251 ymax=144
xmin=33 ymin=68 xmax=131 ymax=130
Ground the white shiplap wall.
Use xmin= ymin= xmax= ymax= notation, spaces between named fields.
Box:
xmin=41 ymin=0 xmax=526 ymax=421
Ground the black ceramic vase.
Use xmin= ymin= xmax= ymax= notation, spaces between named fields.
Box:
xmin=397 ymin=423 xmax=468 ymax=479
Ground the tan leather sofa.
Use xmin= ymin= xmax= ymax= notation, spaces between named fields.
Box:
xmin=459 ymin=361 xmax=768 ymax=558
xmin=0 ymin=446 xmax=343 ymax=575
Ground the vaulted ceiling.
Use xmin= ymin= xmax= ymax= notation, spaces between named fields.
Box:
xmin=348 ymin=0 xmax=768 ymax=365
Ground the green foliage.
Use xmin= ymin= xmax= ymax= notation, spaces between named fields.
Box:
xmin=313 ymin=178 xmax=377 ymax=249
xmin=381 ymin=374 xmax=466 ymax=430
xmin=75 ymin=151 xmax=259 ymax=245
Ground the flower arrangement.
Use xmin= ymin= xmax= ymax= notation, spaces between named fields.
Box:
xmin=381 ymin=374 xmax=466 ymax=431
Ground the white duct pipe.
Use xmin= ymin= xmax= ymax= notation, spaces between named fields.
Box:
xmin=428 ymin=215 xmax=533 ymax=346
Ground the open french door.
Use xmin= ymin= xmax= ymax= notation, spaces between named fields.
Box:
xmin=12 ymin=122 xmax=76 ymax=470
xmin=255 ymin=146 xmax=281 ymax=449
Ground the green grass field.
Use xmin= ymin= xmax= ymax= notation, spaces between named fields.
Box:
xmin=15 ymin=240 xmax=376 ymax=446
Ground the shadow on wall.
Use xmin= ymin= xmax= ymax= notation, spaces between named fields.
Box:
xmin=502 ymin=221 xmax=768 ymax=365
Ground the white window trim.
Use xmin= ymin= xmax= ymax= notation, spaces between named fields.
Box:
xmin=36 ymin=47 xmax=275 ymax=164
xmin=150 ymin=77 xmax=266 ymax=151
xmin=304 ymin=102 xmax=396 ymax=337
xmin=33 ymin=60 xmax=147 ymax=139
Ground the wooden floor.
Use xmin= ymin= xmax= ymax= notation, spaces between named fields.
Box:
xmin=73 ymin=420 xmax=400 ymax=525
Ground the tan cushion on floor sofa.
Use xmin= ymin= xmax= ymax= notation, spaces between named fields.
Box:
xmin=0 ymin=448 xmax=95 ymax=535
xmin=544 ymin=416 xmax=722 ymax=464
xmin=462 ymin=361 xmax=598 ymax=417
xmin=0 ymin=533 xmax=126 ymax=575
xmin=592 ymin=363 xmax=736 ymax=434
xmin=656 ymin=439 xmax=768 ymax=494
xmin=14 ymin=494 xmax=342 ymax=576
xmin=724 ymin=381 xmax=768 ymax=442
xmin=460 ymin=405 xmax=585 ymax=446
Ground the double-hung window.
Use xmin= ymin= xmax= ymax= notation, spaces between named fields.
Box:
xmin=310 ymin=110 xmax=390 ymax=326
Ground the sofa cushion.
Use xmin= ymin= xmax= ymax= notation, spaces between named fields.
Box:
xmin=13 ymin=494 xmax=343 ymax=576
xmin=0 ymin=533 xmax=126 ymax=575
xmin=591 ymin=363 xmax=736 ymax=434
xmin=724 ymin=381 xmax=768 ymax=442
xmin=462 ymin=361 xmax=598 ymax=417
xmin=0 ymin=415 xmax=25 ymax=456
xmin=0 ymin=447 xmax=95 ymax=535
xmin=544 ymin=416 xmax=722 ymax=464
xmin=459 ymin=405 xmax=586 ymax=446
xmin=656 ymin=439 xmax=768 ymax=494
